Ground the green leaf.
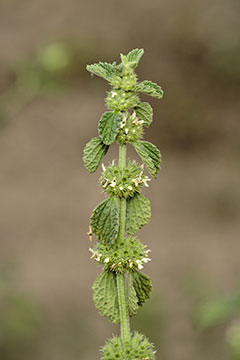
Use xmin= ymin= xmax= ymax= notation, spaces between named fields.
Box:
xmin=92 ymin=271 xmax=120 ymax=324
xmin=131 ymin=270 xmax=152 ymax=306
xmin=128 ymin=272 xmax=139 ymax=317
xmin=133 ymin=140 xmax=161 ymax=178
xmin=91 ymin=196 xmax=118 ymax=246
xmin=136 ymin=80 xmax=164 ymax=99
xmin=126 ymin=193 xmax=151 ymax=235
xmin=86 ymin=62 xmax=116 ymax=81
xmin=98 ymin=111 xmax=122 ymax=145
xmin=127 ymin=48 xmax=144 ymax=68
xmin=134 ymin=102 xmax=153 ymax=127
xmin=83 ymin=137 xmax=109 ymax=173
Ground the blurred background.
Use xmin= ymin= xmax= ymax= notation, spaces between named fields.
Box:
xmin=0 ymin=0 xmax=240 ymax=359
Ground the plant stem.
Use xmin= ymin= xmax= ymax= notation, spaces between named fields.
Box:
xmin=117 ymin=143 xmax=131 ymax=347
xmin=117 ymin=272 xmax=130 ymax=345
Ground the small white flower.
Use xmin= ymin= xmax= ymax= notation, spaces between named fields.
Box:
xmin=142 ymin=257 xmax=151 ymax=263
xmin=112 ymin=159 xmax=115 ymax=165
xmin=118 ymin=262 xmax=122 ymax=267
xmin=89 ymin=247 xmax=95 ymax=259
xmin=120 ymin=120 xmax=126 ymax=129
xmin=145 ymin=249 xmax=151 ymax=254
xmin=128 ymin=185 xmax=133 ymax=191
xmin=104 ymin=257 xmax=110 ymax=263
xmin=102 ymin=179 xmax=108 ymax=188
xmin=136 ymin=259 xmax=144 ymax=269
xmin=96 ymin=253 xmax=102 ymax=261
xmin=102 ymin=163 xmax=106 ymax=172
xmin=125 ymin=128 xmax=129 ymax=134
xmin=132 ymin=178 xmax=139 ymax=187
xmin=111 ymin=263 xmax=115 ymax=269
xmin=142 ymin=177 xmax=151 ymax=187
xmin=110 ymin=177 xmax=117 ymax=187
xmin=132 ymin=115 xmax=144 ymax=126
xmin=131 ymin=111 xmax=137 ymax=120
xmin=111 ymin=91 xmax=117 ymax=97
xmin=119 ymin=185 xmax=124 ymax=191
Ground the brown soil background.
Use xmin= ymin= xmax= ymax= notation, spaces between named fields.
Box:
xmin=0 ymin=1 xmax=240 ymax=359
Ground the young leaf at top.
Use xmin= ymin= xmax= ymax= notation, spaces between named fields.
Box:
xmin=133 ymin=140 xmax=161 ymax=178
xmin=92 ymin=271 xmax=120 ymax=324
xmin=130 ymin=270 xmax=152 ymax=306
xmin=98 ymin=111 xmax=122 ymax=145
xmin=86 ymin=62 xmax=116 ymax=82
xmin=136 ymin=80 xmax=164 ymax=99
xmin=83 ymin=137 xmax=109 ymax=173
xmin=126 ymin=48 xmax=144 ymax=68
xmin=128 ymin=271 xmax=139 ymax=317
xmin=126 ymin=193 xmax=151 ymax=235
xmin=134 ymin=102 xmax=153 ymax=127
xmin=91 ymin=196 xmax=118 ymax=246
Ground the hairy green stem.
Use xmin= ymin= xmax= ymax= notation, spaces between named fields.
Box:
xmin=117 ymin=272 xmax=130 ymax=345
xmin=117 ymin=143 xmax=131 ymax=347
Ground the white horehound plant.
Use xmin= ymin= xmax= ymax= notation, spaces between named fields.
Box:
xmin=83 ymin=48 xmax=163 ymax=360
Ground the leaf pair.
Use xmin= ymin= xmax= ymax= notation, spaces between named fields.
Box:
xmin=90 ymin=193 xmax=151 ymax=245
xmin=86 ymin=48 xmax=144 ymax=82
xmin=92 ymin=270 xmax=152 ymax=323
xmin=83 ymin=137 xmax=161 ymax=178
xmin=120 ymin=48 xmax=144 ymax=69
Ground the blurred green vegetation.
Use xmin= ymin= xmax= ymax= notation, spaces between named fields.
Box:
xmin=183 ymin=273 xmax=240 ymax=360
xmin=0 ymin=264 xmax=43 ymax=360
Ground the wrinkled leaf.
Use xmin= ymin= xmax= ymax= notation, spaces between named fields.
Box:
xmin=136 ymin=80 xmax=163 ymax=99
xmin=83 ymin=137 xmax=109 ymax=173
xmin=98 ymin=111 xmax=122 ymax=145
xmin=133 ymin=140 xmax=161 ymax=178
xmin=127 ymin=48 xmax=144 ymax=68
xmin=126 ymin=193 xmax=151 ymax=235
xmin=92 ymin=271 xmax=120 ymax=324
xmin=91 ymin=196 xmax=118 ymax=246
xmin=86 ymin=62 xmax=117 ymax=81
xmin=134 ymin=102 xmax=153 ymax=127
xmin=131 ymin=270 xmax=152 ymax=306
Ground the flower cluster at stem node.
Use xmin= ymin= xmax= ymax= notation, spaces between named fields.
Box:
xmin=89 ymin=236 xmax=151 ymax=273
xmin=117 ymin=111 xmax=144 ymax=144
xmin=100 ymin=160 xmax=151 ymax=198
